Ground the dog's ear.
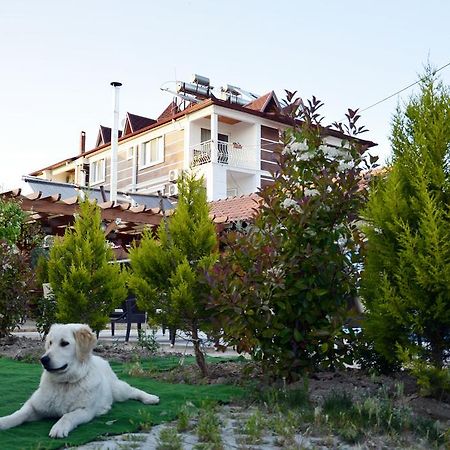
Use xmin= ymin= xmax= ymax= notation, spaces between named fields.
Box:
xmin=74 ymin=325 xmax=96 ymax=361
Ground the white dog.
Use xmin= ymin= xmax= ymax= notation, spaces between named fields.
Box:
xmin=0 ymin=323 xmax=159 ymax=438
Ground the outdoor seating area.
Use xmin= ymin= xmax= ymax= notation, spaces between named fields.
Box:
xmin=110 ymin=297 xmax=146 ymax=342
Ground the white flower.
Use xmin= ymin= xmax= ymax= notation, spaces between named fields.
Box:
xmin=320 ymin=145 xmax=341 ymax=159
xmin=296 ymin=151 xmax=315 ymax=161
xmin=283 ymin=141 xmax=309 ymax=156
xmin=338 ymin=161 xmax=354 ymax=171
xmin=290 ymin=142 xmax=308 ymax=152
xmin=281 ymin=198 xmax=302 ymax=213
xmin=304 ymin=188 xmax=319 ymax=197
xmin=337 ymin=235 xmax=348 ymax=248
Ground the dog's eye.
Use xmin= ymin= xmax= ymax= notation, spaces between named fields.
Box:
xmin=60 ymin=341 xmax=69 ymax=347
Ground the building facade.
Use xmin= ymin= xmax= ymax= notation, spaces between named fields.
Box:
xmin=30 ymin=80 xmax=375 ymax=202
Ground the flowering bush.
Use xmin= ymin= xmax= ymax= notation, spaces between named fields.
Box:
xmin=207 ymin=95 xmax=378 ymax=379
xmin=0 ymin=242 xmax=30 ymax=337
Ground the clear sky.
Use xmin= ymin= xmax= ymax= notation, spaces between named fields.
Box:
xmin=0 ymin=0 xmax=449 ymax=191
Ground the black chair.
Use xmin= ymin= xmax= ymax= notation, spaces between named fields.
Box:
xmin=110 ymin=297 xmax=146 ymax=342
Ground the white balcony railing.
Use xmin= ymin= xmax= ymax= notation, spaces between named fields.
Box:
xmin=191 ymin=140 xmax=257 ymax=170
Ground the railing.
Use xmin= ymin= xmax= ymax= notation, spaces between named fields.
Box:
xmin=191 ymin=140 xmax=257 ymax=170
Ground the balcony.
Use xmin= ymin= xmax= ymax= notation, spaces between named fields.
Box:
xmin=191 ymin=140 xmax=257 ymax=170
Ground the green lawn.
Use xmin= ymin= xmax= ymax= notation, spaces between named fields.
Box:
xmin=0 ymin=357 xmax=245 ymax=450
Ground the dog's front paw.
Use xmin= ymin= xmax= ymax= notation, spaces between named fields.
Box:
xmin=49 ymin=419 xmax=71 ymax=438
xmin=0 ymin=417 xmax=8 ymax=430
xmin=142 ymin=394 xmax=159 ymax=405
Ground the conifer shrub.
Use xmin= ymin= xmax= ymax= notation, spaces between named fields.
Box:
xmin=47 ymin=198 xmax=127 ymax=333
xmin=129 ymin=172 xmax=218 ymax=377
xmin=361 ymin=69 xmax=450 ymax=376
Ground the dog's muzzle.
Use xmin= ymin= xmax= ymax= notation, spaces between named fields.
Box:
xmin=40 ymin=355 xmax=68 ymax=373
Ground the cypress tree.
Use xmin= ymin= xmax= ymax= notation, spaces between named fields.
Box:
xmin=47 ymin=198 xmax=127 ymax=333
xmin=129 ymin=172 xmax=217 ymax=376
xmin=362 ymin=70 xmax=450 ymax=368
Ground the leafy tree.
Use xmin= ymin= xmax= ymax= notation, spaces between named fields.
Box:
xmin=0 ymin=198 xmax=26 ymax=245
xmin=0 ymin=242 xmax=30 ymax=336
xmin=0 ymin=198 xmax=41 ymax=336
xmin=129 ymin=172 xmax=217 ymax=376
xmin=361 ymin=70 xmax=450 ymax=369
xmin=207 ymin=95 xmax=377 ymax=379
xmin=47 ymin=198 xmax=127 ymax=333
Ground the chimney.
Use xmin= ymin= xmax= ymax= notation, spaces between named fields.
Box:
xmin=80 ymin=131 xmax=86 ymax=155
xmin=110 ymin=82 xmax=122 ymax=205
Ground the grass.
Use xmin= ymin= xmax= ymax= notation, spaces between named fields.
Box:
xmin=240 ymin=409 xmax=266 ymax=444
xmin=156 ymin=427 xmax=183 ymax=450
xmin=0 ymin=357 xmax=245 ymax=450
xmin=177 ymin=402 xmax=196 ymax=432
xmin=242 ymin=382 xmax=448 ymax=448
xmin=1 ymin=355 xmax=448 ymax=449
xmin=122 ymin=354 xmax=244 ymax=378
xmin=196 ymin=402 xmax=223 ymax=447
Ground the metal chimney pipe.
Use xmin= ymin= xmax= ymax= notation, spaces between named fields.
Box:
xmin=110 ymin=81 xmax=122 ymax=204
xmin=80 ymin=131 xmax=86 ymax=155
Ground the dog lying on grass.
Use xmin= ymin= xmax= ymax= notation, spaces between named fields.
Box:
xmin=0 ymin=323 xmax=159 ymax=438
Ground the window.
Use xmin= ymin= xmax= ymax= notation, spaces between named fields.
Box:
xmin=90 ymin=158 xmax=105 ymax=184
xmin=140 ymin=136 xmax=164 ymax=168
xmin=200 ymin=128 xmax=228 ymax=143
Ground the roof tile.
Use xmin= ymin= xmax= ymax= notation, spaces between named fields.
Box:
xmin=209 ymin=193 xmax=261 ymax=221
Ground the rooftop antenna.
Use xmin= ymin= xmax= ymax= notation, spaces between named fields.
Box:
xmin=110 ymin=81 xmax=122 ymax=205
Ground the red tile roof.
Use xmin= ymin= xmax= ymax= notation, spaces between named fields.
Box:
xmin=209 ymin=193 xmax=262 ymax=222
xmin=245 ymin=91 xmax=280 ymax=113
xmin=157 ymin=100 xmax=180 ymax=121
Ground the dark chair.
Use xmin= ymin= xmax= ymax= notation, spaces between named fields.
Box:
xmin=110 ymin=297 xmax=146 ymax=342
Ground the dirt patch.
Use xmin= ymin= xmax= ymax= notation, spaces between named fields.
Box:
xmin=150 ymin=359 xmax=262 ymax=385
xmin=0 ymin=335 xmax=159 ymax=363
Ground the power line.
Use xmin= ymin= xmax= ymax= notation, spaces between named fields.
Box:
xmin=359 ymin=60 xmax=450 ymax=114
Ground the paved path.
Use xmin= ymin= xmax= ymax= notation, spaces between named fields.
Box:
xmin=13 ymin=321 xmax=239 ymax=358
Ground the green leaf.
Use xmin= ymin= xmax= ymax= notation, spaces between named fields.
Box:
xmin=293 ymin=329 xmax=302 ymax=342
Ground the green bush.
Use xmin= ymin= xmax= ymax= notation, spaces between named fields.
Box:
xmin=47 ymin=198 xmax=127 ymax=333
xmin=0 ymin=242 xmax=30 ymax=336
xmin=129 ymin=172 xmax=218 ymax=377
xmin=361 ymin=69 xmax=450 ymax=370
xmin=0 ymin=198 xmax=25 ymax=245
xmin=208 ymin=95 xmax=378 ymax=379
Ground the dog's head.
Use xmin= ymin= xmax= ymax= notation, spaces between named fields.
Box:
xmin=40 ymin=324 xmax=97 ymax=378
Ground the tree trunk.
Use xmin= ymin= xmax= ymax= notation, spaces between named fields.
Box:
xmin=191 ymin=324 xmax=208 ymax=377
xmin=429 ymin=332 xmax=444 ymax=368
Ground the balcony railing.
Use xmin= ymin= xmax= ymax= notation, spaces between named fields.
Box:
xmin=191 ymin=140 xmax=257 ymax=170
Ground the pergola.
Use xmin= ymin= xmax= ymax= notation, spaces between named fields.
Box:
xmin=0 ymin=189 xmax=258 ymax=248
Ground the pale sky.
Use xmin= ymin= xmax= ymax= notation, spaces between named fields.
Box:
xmin=1 ymin=0 xmax=449 ymax=191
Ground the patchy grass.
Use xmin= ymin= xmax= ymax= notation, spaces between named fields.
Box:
xmin=196 ymin=402 xmax=223 ymax=447
xmin=156 ymin=427 xmax=183 ymax=450
xmin=0 ymin=358 xmax=245 ymax=450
